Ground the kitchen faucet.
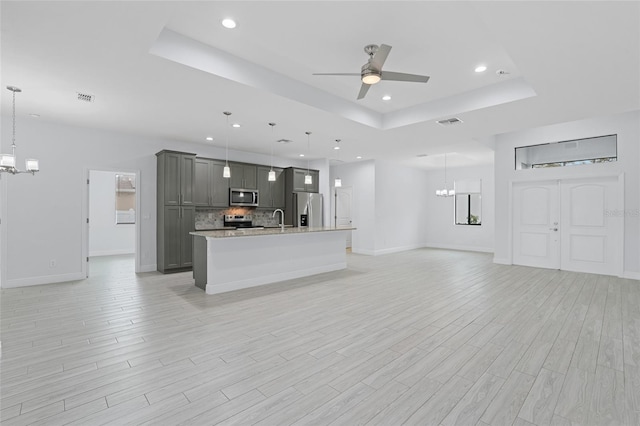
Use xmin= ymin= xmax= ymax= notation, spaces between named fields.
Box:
xmin=272 ymin=209 xmax=285 ymax=231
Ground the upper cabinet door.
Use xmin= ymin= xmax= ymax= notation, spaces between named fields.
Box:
xmin=272 ymin=168 xmax=285 ymax=208
xmin=256 ymin=166 xmax=272 ymax=208
xmin=194 ymin=158 xmax=212 ymax=206
xmin=242 ymin=164 xmax=257 ymax=190
xmin=211 ymin=160 xmax=230 ymax=207
xmin=229 ymin=163 xmax=244 ymax=188
xmin=292 ymin=169 xmax=307 ymax=192
xmin=163 ymin=152 xmax=181 ymax=205
xmin=180 ymin=155 xmax=195 ymax=205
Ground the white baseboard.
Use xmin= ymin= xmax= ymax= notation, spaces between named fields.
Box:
xmin=373 ymin=243 xmax=427 ymax=256
xmin=2 ymin=272 xmax=86 ymax=288
xmin=623 ymin=270 xmax=640 ymax=280
xmin=424 ymin=243 xmax=494 ymax=254
xmin=206 ymin=262 xmax=346 ymax=295
xmin=493 ymin=257 xmax=512 ymax=265
xmin=138 ymin=264 xmax=157 ymax=273
xmin=89 ymin=249 xmax=135 ymax=257
xmin=352 ymin=248 xmax=375 ymax=255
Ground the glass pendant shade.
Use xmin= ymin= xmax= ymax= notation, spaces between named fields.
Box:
xmin=25 ymin=158 xmax=39 ymax=172
xmin=0 ymin=153 xmax=16 ymax=168
xmin=334 ymin=178 xmax=342 ymax=187
xmin=268 ymin=169 xmax=276 ymax=181
xmin=304 ymin=174 xmax=312 ymax=185
xmin=223 ymin=165 xmax=231 ymax=178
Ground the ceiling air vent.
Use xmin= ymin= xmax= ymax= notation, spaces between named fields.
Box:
xmin=436 ymin=117 xmax=463 ymax=126
xmin=77 ymin=92 xmax=95 ymax=103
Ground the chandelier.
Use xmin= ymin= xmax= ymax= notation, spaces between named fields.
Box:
xmin=1 ymin=86 xmax=39 ymax=175
xmin=435 ymin=153 xmax=454 ymax=197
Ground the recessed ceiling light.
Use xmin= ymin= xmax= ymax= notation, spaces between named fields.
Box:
xmin=232 ymin=123 xmax=241 ymax=128
xmin=222 ymin=18 xmax=236 ymax=29
xmin=334 ymin=146 xmax=340 ymax=150
xmin=382 ymin=95 xmax=391 ymax=101
xmin=299 ymin=154 xmax=305 ymax=157
xmin=205 ymin=137 xmax=213 ymax=141
xmin=356 ymin=156 xmax=362 ymax=159
xmin=475 ymin=65 xmax=487 ymax=73
xmin=29 ymin=113 xmax=40 ymax=118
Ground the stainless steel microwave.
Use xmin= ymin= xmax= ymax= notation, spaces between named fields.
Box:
xmin=229 ymin=188 xmax=259 ymax=207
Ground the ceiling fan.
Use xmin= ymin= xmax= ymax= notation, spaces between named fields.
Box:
xmin=313 ymin=44 xmax=430 ymax=100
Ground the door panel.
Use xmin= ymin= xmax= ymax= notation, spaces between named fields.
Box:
xmin=180 ymin=206 xmax=195 ymax=267
xmin=164 ymin=206 xmax=181 ymax=268
xmin=513 ymin=182 xmax=560 ymax=269
xmin=560 ymin=178 xmax=619 ymax=275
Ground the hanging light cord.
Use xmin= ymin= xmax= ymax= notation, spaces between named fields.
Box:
xmin=269 ymin=122 xmax=275 ymax=170
xmin=224 ymin=111 xmax=231 ymax=165
xmin=11 ymin=88 xmax=17 ymax=155
xmin=307 ymin=133 xmax=311 ymax=172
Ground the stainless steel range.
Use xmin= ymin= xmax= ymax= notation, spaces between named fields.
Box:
xmin=223 ymin=214 xmax=264 ymax=229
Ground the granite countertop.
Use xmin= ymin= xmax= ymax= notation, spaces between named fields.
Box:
xmin=191 ymin=226 xmax=356 ymax=239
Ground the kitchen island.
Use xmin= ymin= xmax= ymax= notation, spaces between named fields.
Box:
xmin=190 ymin=227 xmax=355 ymax=295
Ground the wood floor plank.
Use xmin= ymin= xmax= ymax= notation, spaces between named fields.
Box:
xmin=518 ymin=367 xmax=565 ymax=426
xmin=481 ymin=370 xmax=536 ymax=426
xmin=1 ymin=252 xmax=638 ymax=425
xmin=439 ymin=372 xmax=505 ymax=426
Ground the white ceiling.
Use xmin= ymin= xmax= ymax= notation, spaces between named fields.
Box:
xmin=1 ymin=1 xmax=638 ymax=169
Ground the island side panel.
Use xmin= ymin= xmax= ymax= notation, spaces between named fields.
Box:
xmin=205 ymin=231 xmax=348 ymax=295
xmin=193 ymin=235 xmax=208 ymax=290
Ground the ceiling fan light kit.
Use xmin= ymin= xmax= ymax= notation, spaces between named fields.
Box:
xmin=313 ymin=43 xmax=430 ymax=100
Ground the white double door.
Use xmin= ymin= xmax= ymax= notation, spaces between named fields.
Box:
xmin=512 ymin=176 xmax=621 ymax=276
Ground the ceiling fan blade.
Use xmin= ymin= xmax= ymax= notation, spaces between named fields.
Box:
xmin=312 ymin=73 xmax=360 ymax=76
xmin=381 ymin=71 xmax=430 ymax=83
xmin=357 ymin=83 xmax=371 ymax=100
xmin=370 ymin=44 xmax=391 ymax=70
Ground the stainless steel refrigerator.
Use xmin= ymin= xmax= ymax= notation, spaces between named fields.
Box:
xmin=291 ymin=192 xmax=323 ymax=227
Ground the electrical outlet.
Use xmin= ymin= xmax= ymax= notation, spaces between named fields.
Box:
xmin=49 ymin=260 xmax=56 ymax=268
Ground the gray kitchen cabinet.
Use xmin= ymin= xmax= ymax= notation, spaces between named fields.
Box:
xmin=195 ymin=158 xmax=229 ymax=207
xmin=157 ymin=150 xmax=196 ymax=273
xmin=157 ymin=150 xmax=195 ymax=206
xmin=256 ymin=166 xmax=285 ymax=208
xmin=229 ymin=162 xmax=257 ymax=189
xmin=285 ymin=167 xmax=319 ymax=193
xmin=160 ymin=206 xmax=194 ymax=270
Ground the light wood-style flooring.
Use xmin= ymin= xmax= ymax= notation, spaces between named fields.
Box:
xmin=1 ymin=249 xmax=639 ymax=425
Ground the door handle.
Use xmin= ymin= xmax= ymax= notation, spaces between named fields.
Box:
xmin=549 ymin=227 xmax=558 ymax=231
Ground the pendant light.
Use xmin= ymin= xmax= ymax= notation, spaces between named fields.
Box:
xmin=268 ymin=122 xmax=276 ymax=181
xmin=334 ymin=139 xmax=342 ymax=187
xmin=222 ymin=111 xmax=231 ymax=178
xmin=304 ymin=131 xmax=312 ymax=185
xmin=435 ymin=153 xmax=455 ymax=197
xmin=0 ymin=86 xmax=39 ymax=175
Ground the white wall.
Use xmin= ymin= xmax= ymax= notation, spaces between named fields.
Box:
xmin=374 ymin=161 xmax=429 ymax=255
xmin=330 ymin=160 xmax=430 ymax=256
xmin=330 ymin=160 xmax=376 ymax=254
xmin=494 ymin=110 xmax=640 ymax=279
xmin=425 ymin=163 xmax=495 ymax=253
xmin=0 ymin=117 xmax=308 ymax=288
xmin=89 ymin=170 xmax=135 ymax=257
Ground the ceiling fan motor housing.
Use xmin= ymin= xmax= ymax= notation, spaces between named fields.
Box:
xmin=361 ymin=62 xmax=381 ymax=84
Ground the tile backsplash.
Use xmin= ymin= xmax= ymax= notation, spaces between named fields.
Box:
xmin=195 ymin=207 xmax=281 ymax=229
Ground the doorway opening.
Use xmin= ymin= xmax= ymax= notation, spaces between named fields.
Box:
xmin=332 ymin=186 xmax=353 ymax=249
xmin=84 ymin=169 xmax=141 ymax=278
